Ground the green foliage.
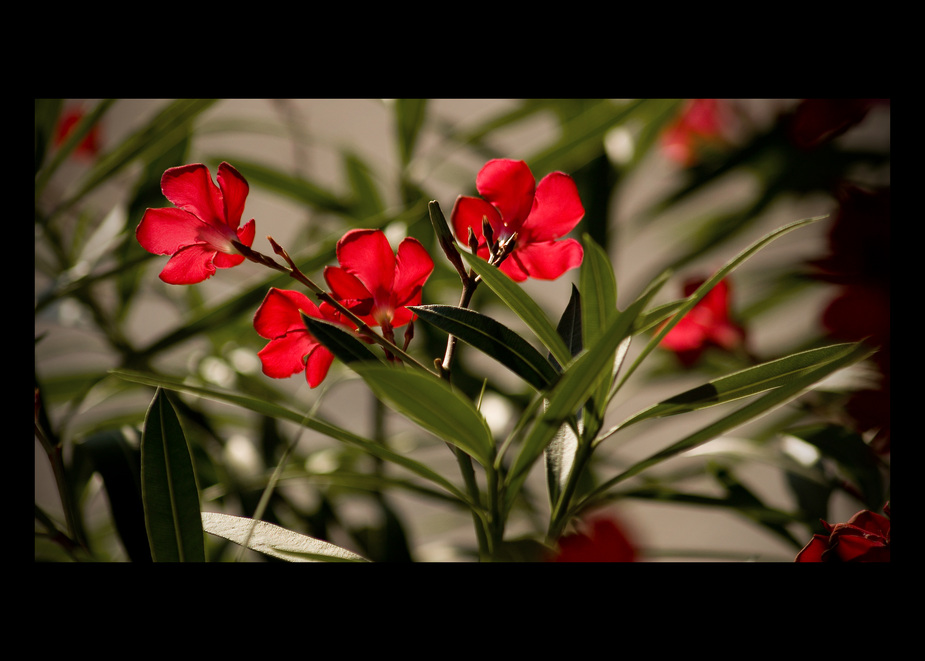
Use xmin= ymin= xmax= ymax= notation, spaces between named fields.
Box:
xmin=36 ymin=99 xmax=890 ymax=562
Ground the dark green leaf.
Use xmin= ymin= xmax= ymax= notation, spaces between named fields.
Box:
xmin=141 ymin=388 xmax=205 ymax=562
xmin=410 ymin=304 xmax=558 ymax=391
xmin=302 ymin=315 xmax=384 ymax=365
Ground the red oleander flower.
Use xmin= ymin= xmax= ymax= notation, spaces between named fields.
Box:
xmin=136 ymin=162 xmax=256 ymax=285
xmin=788 ymin=99 xmax=889 ymax=150
xmin=254 ymin=288 xmax=357 ymax=388
xmin=549 ymin=516 xmax=638 ymax=562
xmin=660 ymin=99 xmax=727 ymax=166
xmin=660 ymin=277 xmax=745 ymax=367
xmin=54 ymin=107 xmax=102 ymax=159
xmin=795 ymin=504 xmax=890 ymax=562
xmin=450 ymin=158 xmax=584 ymax=282
xmin=323 ymin=228 xmax=434 ymax=333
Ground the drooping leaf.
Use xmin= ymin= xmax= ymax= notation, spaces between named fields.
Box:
xmin=141 ymin=388 xmax=205 ymax=562
xmin=351 ymin=363 xmax=495 ymax=467
xmin=112 ymin=370 xmax=472 ymax=506
xmin=202 ymin=512 xmax=368 ymax=562
xmin=410 ymin=304 xmax=558 ymax=391
xmin=462 ymin=252 xmax=571 ymax=368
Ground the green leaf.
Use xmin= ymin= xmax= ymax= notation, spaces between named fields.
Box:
xmin=462 ymin=252 xmax=571 ymax=368
xmin=505 ymin=270 xmax=669 ymax=497
xmin=302 ymin=315 xmax=384 ymax=365
xmin=351 ymin=363 xmax=495 ymax=467
xmin=607 ymin=343 xmax=868 ymax=435
xmin=112 ymin=369 xmax=471 ymax=506
xmin=395 ymin=99 xmax=428 ymax=167
xmin=576 ymin=341 xmax=876 ymax=514
xmin=579 ymin=233 xmax=618 ymax=422
xmin=141 ymin=388 xmax=205 ymax=562
xmin=202 ymin=512 xmax=368 ymax=562
xmin=219 ymin=157 xmax=351 ymax=214
xmin=410 ymin=304 xmax=558 ymax=391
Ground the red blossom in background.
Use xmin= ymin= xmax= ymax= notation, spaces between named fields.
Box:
xmin=254 ymin=288 xmax=357 ymax=388
xmin=788 ymin=99 xmax=890 ymax=150
xmin=660 ymin=99 xmax=729 ymax=166
xmin=659 ymin=277 xmax=746 ymax=367
xmin=549 ymin=516 xmax=638 ymax=562
xmin=451 ymin=159 xmax=584 ymax=282
xmin=810 ymin=184 xmax=890 ymax=453
xmin=136 ymin=162 xmax=256 ymax=285
xmin=795 ymin=503 xmax=890 ymax=562
xmin=54 ymin=107 xmax=101 ymax=160
xmin=323 ymin=228 xmax=434 ymax=334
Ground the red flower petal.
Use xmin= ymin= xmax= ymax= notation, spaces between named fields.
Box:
xmin=501 ymin=238 xmax=583 ymax=282
xmin=158 ymin=244 xmax=218 ymax=285
xmin=305 ymin=344 xmax=336 ymax=388
xmin=254 ymin=288 xmax=318 ymax=339
xmin=393 ymin=237 xmax=435 ymax=306
xmin=136 ymin=207 xmax=204 ymax=256
xmin=160 ymin=163 xmax=226 ymax=227
xmin=475 ymin=159 xmax=536 ymax=232
xmin=336 ymin=229 xmax=396 ymax=300
xmin=450 ymin=195 xmax=500 ymax=256
xmin=217 ymin=162 xmax=249 ymax=229
xmin=521 ymin=172 xmax=585 ymax=242
xmin=257 ymin=330 xmax=314 ymax=379
xmin=795 ymin=534 xmax=830 ymax=562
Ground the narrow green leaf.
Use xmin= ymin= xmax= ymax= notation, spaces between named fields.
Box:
xmin=112 ymin=369 xmax=471 ymax=506
xmin=221 ymin=157 xmax=351 ymax=213
xmin=202 ymin=512 xmax=368 ymax=562
xmin=462 ymin=252 xmax=571 ymax=367
xmin=141 ymin=388 xmax=205 ymax=562
xmin=352 ymin=363 xmax=495 ymax=467
xmin=302 ymin=315 xmax=384 ymax=365
xmin=395 ymin=99 xmax=428 ymax=167
xmin=579 ymin=233 xmax=619 ymax=422
xmin=505 ymin=270 xmax=669 ymax=495
xmin=576 ymin=342 xmax=876 ymax=513
xmin=410 ymin=305 xmax=558 ymax=391
xmin=606 ymin=343 xmax=867 ymax=435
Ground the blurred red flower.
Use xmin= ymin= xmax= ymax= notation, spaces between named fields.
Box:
xmin=550 ymin=516 xmax=638 ymax=562
xmin=136 ymin=162 xmax=256 ymax=285
xmin=788 ymin=98 xmax=889 ymax=150
xmin=323 ymin=228 xmax=434 ymax=335
xmin=254 ymin=288 xmax=356 ymax=389
xmin=450 ymin=158 xmax=584 ymax=282
xmin=795 ymin=503 xmax=890 ymax=562
xmin=660 ymin=277 xmax=745 ymax=367
xmin=660 ymin=99 xmax=729 ymax=166
xmin=54 ymin=107 xmax=101 ymax=159
xmin=811 ymin=184 xmax=890 ymax=452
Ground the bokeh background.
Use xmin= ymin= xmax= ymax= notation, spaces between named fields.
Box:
xmin=35 ymin=99 xmax=890 ymax=561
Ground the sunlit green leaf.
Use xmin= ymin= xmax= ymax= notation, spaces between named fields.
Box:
xmin=351 ymin=363 xmax=495 ymax=467
xmin=410 ymin=304 xmax=558 ymax=391
xmin=141 ymin=388 xmax=204 ymax=562
xmin=202 ymin=512 xmax=368 ymax=562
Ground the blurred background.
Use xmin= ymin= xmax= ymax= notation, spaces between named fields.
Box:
xmin=35 ymin=99 xmax=890 ymax=561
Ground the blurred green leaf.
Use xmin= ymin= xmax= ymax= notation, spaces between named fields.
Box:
xmin=352 ymin=363 xmax=495 ymax=467
xmin=202 ymin=512 xmax=368 ymax=562
xmin=344 ymin=151 xmax=386 ymax=220
xmin=141 ymin=388 xmax=205 ymax=562
xmin=221 ymin=157 xmax=351 ymax=214
xmin=410 ymin=304 xmax=558 ymax=391
xmin=395 ymin=99 xmax=428 ymax=168
xmin=34 ymin=98 xmax=64 ymax=175
xmin=51 ymin=99 xmax=217 ymax=216
xmin=462 ymin=252 xmax=571 ymax=368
